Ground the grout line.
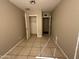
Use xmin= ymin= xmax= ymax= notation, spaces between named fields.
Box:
xmin=27 ymin=37 xmax=36 ymax=59
xmin=39 ymin=42 xmax=42 ymax=57
xmin=49 ymin=48 xmax=53 ymax=57
xmin=53 ymin=48 xmax=56 ymax=57
xmin=50 ymin=48 xmax=54 ymax=57
xmin=37 ymin=38 xmax=50 ymax=57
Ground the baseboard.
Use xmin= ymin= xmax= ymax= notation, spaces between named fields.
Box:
xmin=55 ymin=42 xmax=69 ymax=59
xmin=37 ymin=34 xmax=42 ymax=37
xmin=0 ymin=36 xmax=25 ymax=59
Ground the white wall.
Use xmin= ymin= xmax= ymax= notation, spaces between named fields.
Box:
xmin=52 ymin=0 xmax=79 ymax=59
xmin=0 ymin=0 xmax=25 ymax=56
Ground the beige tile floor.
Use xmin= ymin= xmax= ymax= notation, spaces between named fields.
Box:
xmin=3 ymin=35 xmax=66 ymax=59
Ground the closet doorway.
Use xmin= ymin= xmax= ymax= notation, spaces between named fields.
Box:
xmin=29 ymin=16 xmax=37 ymax=36
xmin=42 ymin=16 xmax=51 ymax=36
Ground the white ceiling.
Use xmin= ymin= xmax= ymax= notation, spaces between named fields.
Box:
xmin=10 ymin=0 xmax=61 ymax=11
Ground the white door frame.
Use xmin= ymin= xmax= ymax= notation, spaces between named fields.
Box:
xmin=49 ymin=16 xmax=52 ymax=36
xmin=25 ymin=12 xmax=31 ymax=40
xmin=42 ymin=16 xmax=51 ymax=36
xmin=29 ymin=15 xmax=38 ymax=36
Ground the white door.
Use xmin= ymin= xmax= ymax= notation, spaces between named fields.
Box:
xmin=29 ymin=16 xmax=37 ymax=35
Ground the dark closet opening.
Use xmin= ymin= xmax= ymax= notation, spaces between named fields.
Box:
xmin=42 ymin=17 xmax=49 ymax=35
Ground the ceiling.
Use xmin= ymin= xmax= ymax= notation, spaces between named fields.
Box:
xmin=10 ymin=0 xmax=61 ymax=11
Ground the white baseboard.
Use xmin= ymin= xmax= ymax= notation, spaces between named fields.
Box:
xmin=37 ymin=34 xmax=42 ymax=37
xmin=0 ymin=36 xmax=25 ymax=59
xmin=55 ymin=42 xmax=69 ymax=59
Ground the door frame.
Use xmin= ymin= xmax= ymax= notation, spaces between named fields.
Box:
xmin=49 ymin=16 xmax=52 ymax=36
xmin=29 ymin=15 xmax=37 ymax=36
xmin=25 ymin=12 xmax=30 ymax=40
xmin=42 ymin=16 xmax=51 ymax=36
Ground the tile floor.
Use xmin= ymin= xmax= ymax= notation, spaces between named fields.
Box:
xmin=3 ymin=35 xmax=66 ymax=59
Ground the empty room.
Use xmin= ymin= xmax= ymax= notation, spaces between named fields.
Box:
xmin=0 ymin=0 xmax=79 ymax=59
